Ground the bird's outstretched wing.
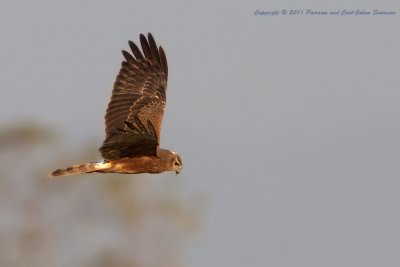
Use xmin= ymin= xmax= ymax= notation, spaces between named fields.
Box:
xmin=99 ymin=33 xmax=168 ymax=160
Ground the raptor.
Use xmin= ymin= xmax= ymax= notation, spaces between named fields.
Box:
xmin=49 ymin=33 xmax=182 ymax=177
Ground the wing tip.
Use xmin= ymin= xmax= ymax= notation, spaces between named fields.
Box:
xmin=122 ymin=49 xmax=136 ymax=63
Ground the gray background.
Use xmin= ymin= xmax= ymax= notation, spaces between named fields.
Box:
xmin=1 ymin=0 xmax=399 ymax=266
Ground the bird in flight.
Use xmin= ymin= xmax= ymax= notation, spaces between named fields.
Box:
xmin=49 ymin=33 xmax=182 ymax=177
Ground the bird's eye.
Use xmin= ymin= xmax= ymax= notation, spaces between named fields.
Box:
xmin=174 ymin=161 xmax=180 ymax=166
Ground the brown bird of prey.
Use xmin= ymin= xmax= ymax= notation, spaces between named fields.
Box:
xmin=49 ymin=33 xmax=182 ymax=177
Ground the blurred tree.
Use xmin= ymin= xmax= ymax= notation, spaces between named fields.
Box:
xmin=0 ymin=122 xmax=202 ymax=267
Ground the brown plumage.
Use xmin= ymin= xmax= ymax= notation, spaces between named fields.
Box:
xmin=49 ymin=33 xmax=182 ymax=177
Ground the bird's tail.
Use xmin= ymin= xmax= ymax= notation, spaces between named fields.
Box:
xmin=48 ymin=162 xmax=109 ymax=177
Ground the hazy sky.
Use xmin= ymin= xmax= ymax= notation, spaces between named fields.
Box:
xmin=1 ymin=1 xmax=400 ymax=266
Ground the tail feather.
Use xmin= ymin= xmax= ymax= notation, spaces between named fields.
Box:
xmin=48 ymin=162 xmax=108 ymax=177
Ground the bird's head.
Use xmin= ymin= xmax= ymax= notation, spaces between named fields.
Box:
xmin=158 ymin=149 xmax=183 ymax=174
xmin=170 ymin=151 xmax=183 ymax=174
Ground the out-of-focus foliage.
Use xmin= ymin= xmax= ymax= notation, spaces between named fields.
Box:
xmin=0 ymin=121 xmax=56 ymax=148
xmin=0 ymin=122 xmax=202 ymax=267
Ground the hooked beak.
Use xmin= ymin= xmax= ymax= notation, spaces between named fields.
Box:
xmin=175 ymin=170 xmax=180 ymax=175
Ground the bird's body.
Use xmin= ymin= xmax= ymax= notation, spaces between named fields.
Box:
xmin=49 ymin=33 xmax=182 ymax=177
xmin=51 ymin=149 xmax=182 ymax=176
